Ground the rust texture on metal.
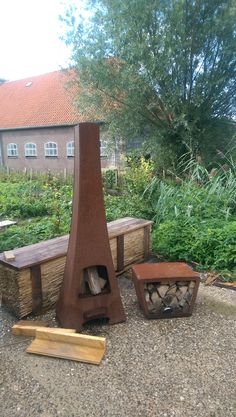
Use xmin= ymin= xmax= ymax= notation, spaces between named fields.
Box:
xmin=132 ymin=262 xmax=200 ymax=319
xmin=56 ymin=123 xmax=126 ymax=330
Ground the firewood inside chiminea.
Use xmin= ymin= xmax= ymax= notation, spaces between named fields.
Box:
xmin=79 ymin=265 xmax=111 ymax=297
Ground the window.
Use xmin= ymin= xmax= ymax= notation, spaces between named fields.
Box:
xmin=7 ymin=143 xmax=18 ymax=157
xmin=100 ymin=140 xmax=108 ymax=157
xmin=25 ymin=143 xmax=37 ymax=157
xmin=67 ymin=141 xmax=74 ymax=157
xmin=44 ymin=142 xmax=58 ymax=157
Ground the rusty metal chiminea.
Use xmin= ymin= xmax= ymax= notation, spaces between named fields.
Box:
xmin=56 ymin=123 xmax=126 ymax=330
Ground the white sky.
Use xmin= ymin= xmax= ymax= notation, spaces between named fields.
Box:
xmin=0 ymin=0 xmax=87 ymax=81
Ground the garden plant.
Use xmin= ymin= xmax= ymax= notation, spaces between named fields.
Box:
xmin=0 ymin=153 xmax=235 ymax=282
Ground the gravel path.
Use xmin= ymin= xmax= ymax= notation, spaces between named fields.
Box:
xmin=0 ymin=277 xmax=236 ymax=417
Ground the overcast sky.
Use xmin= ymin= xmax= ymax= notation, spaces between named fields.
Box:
xmin=0 ymin=0 xmax=87 ymax=81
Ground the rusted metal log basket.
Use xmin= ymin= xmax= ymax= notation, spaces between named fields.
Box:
xmin=132 ymin=262 xmax=200 ymax=319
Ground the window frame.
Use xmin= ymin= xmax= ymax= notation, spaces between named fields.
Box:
xmin=7 ymin=143 xmax=18 ymax=157
xmin=24 ymin=142 xmax=37 ymax=157
xmin=44 ymin=141 xmax=58 ymax=157
xmin=66 ymin=140 xmax=75 ymax=157
xmin=100 ymin=139 xmax=108 ymax=158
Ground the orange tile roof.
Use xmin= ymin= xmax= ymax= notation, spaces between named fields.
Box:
xmin=0 ymin=70 xmax=87 ymax=129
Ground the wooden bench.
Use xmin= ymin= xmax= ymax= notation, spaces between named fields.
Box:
xmin=0 ymin=217 xmax=153 ymax=318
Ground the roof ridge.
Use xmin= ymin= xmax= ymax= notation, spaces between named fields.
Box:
xmin=2 ymin=69 xmax=71 ymax=84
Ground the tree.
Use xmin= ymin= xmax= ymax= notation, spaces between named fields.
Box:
xmin=63 ymin=0 xmax=236 ymax=168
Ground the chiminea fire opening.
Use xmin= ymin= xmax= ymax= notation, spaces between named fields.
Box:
xmin=56 ymin=123 xmax=126 ymax=330
xmin=79 ymin=266 xmax=111 ymax=297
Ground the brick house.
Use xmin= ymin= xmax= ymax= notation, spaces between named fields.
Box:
xmin=0 ymin=70 xmax=118 ymax=173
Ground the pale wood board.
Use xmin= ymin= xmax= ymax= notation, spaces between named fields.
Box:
xmin=12 ymin=320 xmax=49 ymax=336
xmin=12 ymin=321 xmax=76 ymax=337
xmin=3 ymin=251 xmax=15 ymax=261
xmin=26 ymin=328 xmax=106 ymax=365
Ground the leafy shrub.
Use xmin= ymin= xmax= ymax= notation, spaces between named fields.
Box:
xmin=105 ymin=194 xmax=153 ymax=222
xmin=102 ymin=169 xmax=118 ymax=190
xmin=2 ymin=199 xmax=48 ymax=218
xmin=122 ymin=157 xmax=154 ymax=195
xmin=152 ymin=219 xmax=236 ymax=281
xmin=0 ymin=215 xmax=72 ymax=252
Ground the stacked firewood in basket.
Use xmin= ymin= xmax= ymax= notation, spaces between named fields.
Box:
xmin=144 ymin=280 xmax=196 ymax=314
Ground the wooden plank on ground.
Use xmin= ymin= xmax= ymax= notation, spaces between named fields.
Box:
xmin=26 ymin=328 xmax=106 ymax=365
xmin=12 ymin=320 xmax=49 ymax=337
xmin=214 ymin=281 xmax=236 ymax=290
xmin=12 ymin=321 xmax=76 ymax=337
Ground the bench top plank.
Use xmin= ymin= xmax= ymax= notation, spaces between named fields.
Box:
xmin=0 ymin=217 xmax=152 ymax=270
